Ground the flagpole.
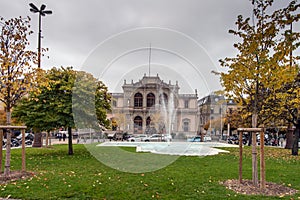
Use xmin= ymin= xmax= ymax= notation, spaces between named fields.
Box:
xmin=148 ymin=43 xmax=151 ymax=77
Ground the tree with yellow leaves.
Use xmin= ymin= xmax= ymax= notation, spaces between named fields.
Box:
xmin=0 ymin=16 xmax=38 ymax=176
xmin=220 ymin=1 xmax=300 ymax=187
xmin=220 ymin=0 xmax=300 ymax=157
xmin=111 ymin=111 xmax=126 ymax=131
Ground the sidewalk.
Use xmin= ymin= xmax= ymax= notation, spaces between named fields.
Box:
xmin=43 ymin=138 xmax=78 ymax=145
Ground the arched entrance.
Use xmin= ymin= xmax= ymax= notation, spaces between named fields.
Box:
xmin=146 ymin=116 xmax=151 ymax=127
xmin=134 ymin=116 xmax=143 ymax=134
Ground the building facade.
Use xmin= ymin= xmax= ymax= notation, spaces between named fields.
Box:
xmin=198 ymin=93 xmax=237 ymax=136
xmin=109 ymin=74 xmax=198 ymax=138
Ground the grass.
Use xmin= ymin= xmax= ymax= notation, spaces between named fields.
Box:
xmin=0 ymin=144 xmax=299 ymax=200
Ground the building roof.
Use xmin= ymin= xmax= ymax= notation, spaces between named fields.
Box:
xmin=122 ymin=74 xmax=180 ymax=91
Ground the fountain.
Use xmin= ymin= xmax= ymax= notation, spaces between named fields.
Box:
xmin=85 ymin=92 xmax=237 ymax=173
xmin=158 ymin=89 xmax=176 ymax=143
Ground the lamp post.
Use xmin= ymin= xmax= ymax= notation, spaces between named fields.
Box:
xmin=220 ymin=103 xmax=223 ymax=138
xmin=29 ymin=3 xmax=52 ymax=68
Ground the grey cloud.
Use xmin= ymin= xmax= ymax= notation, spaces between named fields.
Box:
xmin=1 ymin=0 xmax=299 ymax=96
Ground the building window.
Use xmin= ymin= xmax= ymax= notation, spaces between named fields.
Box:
xmin=112 ymin=100 xmax=117 ymax=107
xmin=147 ymin=93 xmax=155 ymax=108
xmin=159 ymin=93 xmax=168 ymax=106
xmin=134 ymin=93 xmax=143 ymax=108
xmin=182 ymin=118 xmax=190 ymax=132
xmin=184 ymin=100 xmax=189 ymax=108
xmin=210 ymin=108 xmax=214 ymax=114
xmin=183 ymin=121 xmax=189 ymax=132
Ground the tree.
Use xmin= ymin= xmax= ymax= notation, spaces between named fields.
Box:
xmin=220 ymin=0 xmax=299 ymax=141
xmin=224 ymin=108 xmax=249 ymax=135
xmin=220 ymin=0 xmax=299 ymax=126
xmin=265 ymin=71 xmax=300 ymax=154
xmin=12 ymin=70 xmax=58 ymax=147
xmin=72 ymin=70 xmax=111 ymax=130
xmin=14 ymin=67 xmax=112 ymax=154
xmin=53 ymin=67 xmax=77 ymax=154
xmin=13 ymin=67 xmax=75 ymax=153
xmin=262 ymin=3 xmax=300 ymax=155
xmin=94 ymin=80 xmax=111 ymax=128
xmin=219 ymin=0 xmax=300 ymax=186
xmin=52 ymin=68 xmax=111 ymax=154
xmin=111 ymin=118 xmax=118 ymax=131
xmin=111 ymin=111 xmax=126 ymax=131
xmin=0 ymin=109 xmax=6 ymax=125
xmin=0 ymin=16 xmax=37 ymax=176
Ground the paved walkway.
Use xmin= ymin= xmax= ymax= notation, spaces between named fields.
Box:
xmin=43 ymin=138 xmax=78 ymax=146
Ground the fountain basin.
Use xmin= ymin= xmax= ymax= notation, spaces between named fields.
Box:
xmin=97 ymin=141 xmax=237 ymax=156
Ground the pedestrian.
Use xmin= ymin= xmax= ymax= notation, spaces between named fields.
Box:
xmin=63 ymin=133 xmax=66 ymax=141
xmin=279 ymin=133 xmax=284 ymax=147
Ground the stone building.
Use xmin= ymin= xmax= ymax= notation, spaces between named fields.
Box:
xmin=109 ymin=74 xmax=198 ymax=138
xmin=198 ymin=93 xmax=237 ymax=136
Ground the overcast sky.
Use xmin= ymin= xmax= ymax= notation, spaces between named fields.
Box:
xmin=1 ymin=0 xmax=299 ymax=97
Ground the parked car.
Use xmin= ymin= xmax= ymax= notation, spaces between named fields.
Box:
xmin=107 ymin=133 xmax=115 ymax=141
xmin=128 ymin=134 xmax=147 ymax=142
xmin=11 ymin=138 xmax=20 ymax=147
xmin=2 ymin=140 xmax=6 ymax=148
xmin=187 ymin=135 xmax=212 ymax=142
xmin=204 ymin=135 xmax=212 ymax=142
xmin=144 ymin=134 xmax=171 ymax=142
xmin=228 ymin=135 xmax=239 ymax=145
xmin=187 ymin=136 xmax=201 ymax=142
xmin=164 ymin=134 xmax=172 ymax=142
xmin=16 ymin=133 xmax=34 ymax=141
xmin=123 ymin=133 xmax=134 ymax=141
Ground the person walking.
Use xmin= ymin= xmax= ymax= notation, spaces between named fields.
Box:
xmin=279 ymin=133 xmax=284 ymax=147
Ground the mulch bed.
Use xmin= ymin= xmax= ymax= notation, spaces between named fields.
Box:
xmin=221 ymin=179 xmax=299 ymax=197
xmin=0 ymin=171 xmax=34 ymax=185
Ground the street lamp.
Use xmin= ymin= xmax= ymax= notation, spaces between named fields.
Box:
xmin=29 ymin=3 xmax=52 ymax=68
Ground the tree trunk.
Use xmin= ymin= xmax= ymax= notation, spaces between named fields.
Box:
xmin=45 ymin=131 xmax=49 ymax=147
xmin=4 ymin=110 xmax=11 ymax=177
xmin=285 ymin=125 xmax=294 ymax=149
xmin=252 ymin=131 xmax=258 ymax=186
xmin=251 ymin=112 xmax=258 ymax=186
xmin=291 ymin=121 xmax=299 ymax=156
xmin=4 ymin=129 xmax=11 ymax=177
xmin=68 ymin=127 xmax=73 ymax=155
xmin=32 ymin=128 xmax=42 ymax=147
xmin=21 ymin=129 xmax=26 ymax=172
xmin=248 ymin=132 xmax=252 ymax=146
xmin=0 ymin=129 xmax=3 ymax=173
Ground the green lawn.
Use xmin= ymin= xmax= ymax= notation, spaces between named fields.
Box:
xmin=0 ymin=144 xmax=299 ymax=200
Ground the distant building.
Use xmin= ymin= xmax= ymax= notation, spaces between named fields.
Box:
xmin=108 ymin=74 xmax=198 ymax=138
xmin=198 ymin=93 xmax=237 ymax=136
